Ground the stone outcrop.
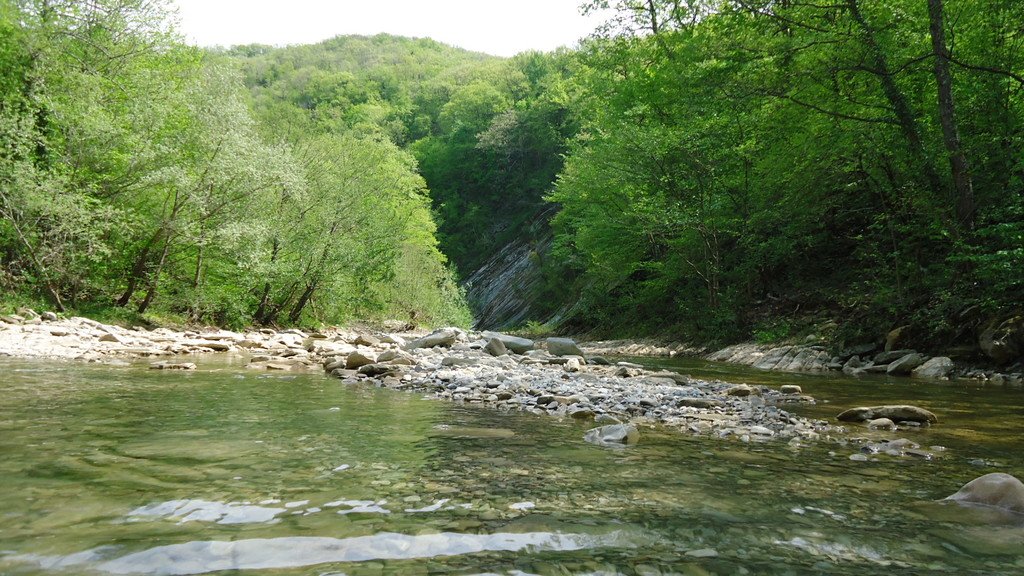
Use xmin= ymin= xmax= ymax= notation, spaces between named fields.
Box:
xmin=462 ymin=208 xmax=568 ymax=331
xmin=707 ymin=343 xmax=833 ymax=372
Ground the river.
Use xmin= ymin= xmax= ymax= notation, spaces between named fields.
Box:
xmin=1 ymin=356 xmax=1022 ymax=575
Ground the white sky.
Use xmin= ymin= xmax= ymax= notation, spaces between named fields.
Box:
xmin=171 ymin=0 xmax=606 ymax=57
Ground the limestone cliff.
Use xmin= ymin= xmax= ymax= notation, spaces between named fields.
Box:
xmin=462 ymin=209 xmax=567 ymax=330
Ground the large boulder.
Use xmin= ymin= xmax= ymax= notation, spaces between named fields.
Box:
xmin=837 ymin=405 xmax=938 ymax=424
xmin=912 ymin=356 xmax=955 ymax=379
xmin=481 ymin=331 xmax=534 ymax=354
xmin=979 ymin=316 xmax=1024 ymax=365
xmin=884 ymin=325 xmax=911 ymax=352
xmin=405 ymin=328 xmax=460 ymax=350
xmin=584 ymin=424 xmax=639 ymax=447
xmin=886 ymin=353 xmax=926 ymax=375
xmin=546 ymin=337 xmax=585 ymax=357
xmin=944 ymin=473 xmax=1024 ymax=514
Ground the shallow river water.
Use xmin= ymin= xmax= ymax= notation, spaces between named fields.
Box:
xmin=1 ymin=356 xmax=1023 ymax=575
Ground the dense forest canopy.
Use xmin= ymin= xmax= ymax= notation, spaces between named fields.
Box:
xmin=548 ymin=0 xmax=1023 ymax=349
xmin=2 ymin=0 xmax=1022 ymax=353
xmin=0 ymin=0 xmax=470 ymax=328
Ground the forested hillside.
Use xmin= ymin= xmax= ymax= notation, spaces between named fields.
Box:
xmin=3 ymin=0 xmax=1022 ymax=357
xmin=0 ymin=1 xmax=470 ymax=328
xmin=547 ymin=0 xmax=1024 ymax=352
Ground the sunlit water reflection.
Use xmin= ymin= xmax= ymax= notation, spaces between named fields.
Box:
xmin=1 ymin=357 xmax=1023 ymax=575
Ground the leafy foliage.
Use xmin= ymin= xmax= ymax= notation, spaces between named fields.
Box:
xmin=548 ymin=0 xmax=1024 ymax=345
xmin=0 ymin=6 xmax=469 ymax=327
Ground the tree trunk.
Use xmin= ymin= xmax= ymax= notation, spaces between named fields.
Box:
xmin=927 ymin=0 xmax=975 ymax=231
xmin=253 ymin=239 xmax=280 ymax=324
xmin=116 ymin=228 xmax=161 ymax=306
xmin=192 ymin=244 xmax=203 ymax=289
xmin=137 ymin=238 xmax=171 ymax=314
xmin=288 ymin=281 xmax=317 ymax=324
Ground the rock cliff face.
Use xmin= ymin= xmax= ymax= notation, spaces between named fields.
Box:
xmin=462 ymin=209 xmax=566 ymax=331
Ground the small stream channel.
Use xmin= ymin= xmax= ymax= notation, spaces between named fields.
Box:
xmin=1 ymin=356 xmax=1022 ymax=575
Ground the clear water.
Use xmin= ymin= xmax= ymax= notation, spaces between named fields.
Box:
xmin=1 ymin=356 xmax=1023 ymax=576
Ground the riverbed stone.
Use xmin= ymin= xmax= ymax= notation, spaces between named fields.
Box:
xmin=614 ymin=366 xmax=641 ymax=378
xmin=867 ymin=418 xmax=896 ymax=431
xmin=780 ymin=385 xmax=802 ymax=394
xmin=912 ymin=356 xmax=954 ymax=379
xmin=546 ymin=337 xmax=585 ymax=357
xmin=676 ymin=397 xmax=723 ymax=409
xmin=874 ymin=349 xmax=916 ymax=364
xmin=483 ymin=337 xmax=507 ymax=357
xmin=563 ymin=358 xmax=581 ymax=373
xmin=481 ymin=331 xmax=534 ymax=354
xmin=357 ymin=363 xmax=397 ymax=377
xmin=726 ymin=384 xmax=757 ymax=397
xmin=837 ymin=405 xmax=937 ymax=424
xmin=584 ymin=424 xmax=639 ymax=447
xmin=886 ymin=352 xmax=926 ymax=375
xmin=345 ymin=351 xmax=377 ymax=369
xmin=353 ymin=334 xmax=380 ymax=347
xmin=405 ymin=328 xmax=460 ymax=350
xmin=842 ymin=357 xmax=867 ymax=376
xmin=945 ymin=473 xmax=1024 ymax=514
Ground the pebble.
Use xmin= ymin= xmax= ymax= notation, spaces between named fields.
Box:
xmin=686 ymin=548 xmax=720 ymax=558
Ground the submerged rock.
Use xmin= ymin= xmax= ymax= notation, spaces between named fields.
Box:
xmin=945 ymin=473 xmax=1024 ymax=514
xmin=584 ymin=424 xmax=639 ymax=447
xmin=149 ymin=361 xmax=196 ymax=370
xmin=837 ymin=405 xmax=937 ymax=424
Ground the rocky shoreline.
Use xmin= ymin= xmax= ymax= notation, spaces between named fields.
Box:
xmin=582 ymin=337 xmax=1024 ymax=386
xmin=1 ymin=313 xmax=836 ymax=443
xmin=1 ymin=311 xmax=963 ymax=454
